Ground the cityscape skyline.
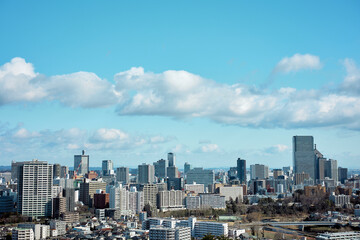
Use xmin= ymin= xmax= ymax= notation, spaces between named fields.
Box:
xmin=0 ymin=1 xmax=360 ymax=169
xmin=2 ymin=135 xmax=357 ymax=169
xmin=2 ymin=2 xmax=360 ymax=239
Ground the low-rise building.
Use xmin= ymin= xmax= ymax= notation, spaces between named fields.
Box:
xmin=329 ymin=194 xmax=351 ymax=208
xmin=316 ymin=231 xmax=360 ymax=239
xmin=184 ymin=183 xmax=204 ymax=194
xmin=199 ymin=194 xmax=226 ymax=209
xmin=194 ymin=221 xmax=228 ymax=238
xmin=149 ymin=226 xmax=191 ymax=240
xmin=49 ymin=220 xmax=67 ymax=236
xmin=12 ymin=228 xmax=34 ymax=240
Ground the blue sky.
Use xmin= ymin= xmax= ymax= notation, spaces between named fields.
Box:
xmin=0 ymin=1 xmax=360 ymax=169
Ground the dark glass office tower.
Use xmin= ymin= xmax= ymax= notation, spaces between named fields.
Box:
xmin=237 ymin=158 xmax=246 ymax=184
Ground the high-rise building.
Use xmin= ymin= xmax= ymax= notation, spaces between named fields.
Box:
xmin=74 ymin=150 xmax=89 ymax=176
xmin=338 ymin=167 xmax=348 ymax=184
xmin=138 ymin=164 xmax=155 ymax=184
xmin=53 ymin=164 xmax=61 ymax=179
xmin=325 ymin=159 xmax=338 ymax=182
xmin=318 ymin=158 xmax=338 ymax=182
xmin=295 ymin=172 xmax=310 ymax=185
xmin=273 ymin=169 xmax=283 ymax=179
xmin=184 ymin=162 xmax=191 ymax=174
xmin=53 ymin=196 xmax=66 ymax=218
xmin=157 ymin=190 xmax=185 ymax=210
xmin=142 ymin=184 xmax=158 ymax=207
xmin=293 ymin=136 xmax=316 ymax=180
xmin=282 ymin=166 xmax=293 ymax=176
xmin=167 ymin=166 xmax=179 ymax=179
xmin=63 ymin=188 xmax=76 ymax=212
xmin=154 ymin=159 xmax=168 ymax=179
xmin=227 ymin=167 xmax=237 ymax=180
xmin=236 ymin=158 xmax=246 ymax=184
xmin=102 ymin=160 xmax=113 ymax=176
xmin=60 ymin=166 xmax=69 ymax=178
xmin=167 ymin=177 xmax=184 ymax=190
xmin=109 ymin=184 xmax=129 ymax=214
xmin=17 ymin=160 xmax=53 ymax=217
xmin=129 ymin=187 xmax=144 ymax=214
xmin=93 ymin=191 xmax=109 ymax=209
xmin=11 ymin=161 xmax=21 ymax=181
xmin=116 ymin=167 xmax=129 ymax=184
xmin=186 ymin=168 xmax=214 ymax=191
xmin=79 ymin=179 xmax=107 ymax=207
xmin=250 ymin=164 xmax=269 ymax=180
xmin=168 ymin=152 xmax=176 ymax=167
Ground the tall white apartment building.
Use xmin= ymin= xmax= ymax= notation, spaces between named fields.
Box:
xmin=109 ymin=183 xmax=129 ymax=214
xmin=17 ymin=160 xmax=53 ymax=217
xmin=157 ymin=190 xmax=184 ymax=210
xmin=129 ymin=187 xmax=144 ymax=214
xmin=143 ymin=184 xmax=158 ymax=207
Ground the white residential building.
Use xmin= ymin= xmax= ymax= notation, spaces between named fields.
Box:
xmin=194 ymin=221 xmax=228 ymax=238
xmin=157 ymin=190 xmax=184 ymax=210
xmin=17 ymin=160 xmax=53 ymax=217
xmin=184 ymin=183 xmax=204 ymax=194
xmin=49 ymin=220 xmax=66 ymax=236
xmin=109 ymin=183 xmax=130 ymax=215
xmin=12 ymin=228 xmax=34 ymax=240
xmin=17 ymin=224 xmax=49 ymax=240
xmin=129 ymin=189 xmax=144 ymax=214
xmin=218 ymin=186 xmax=243 ymax=202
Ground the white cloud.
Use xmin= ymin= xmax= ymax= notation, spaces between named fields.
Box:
xmin=201 ymin=144 xmax=219 ymax=153
xmin=13 ymin=128 xmax=41 ymax=139
xmin=90 ymin=128 xmax=128 ymax=142
xmin=66 ymin=143 xmax=80 ymax=150
xmin=171 ymin=144 xmax=191 ymax=154
xmin=273 ymin=53 xmax=322 ymax=74
xmin=0 ymin=58 xmax=46 ymax=104
xmin=0 ymin=125 xmax=175 ymax=157
xmin=1 ymin=57 xmax=360 ymax=130
xmin=45 ymin=72 xmax=123 ymax=108
xmin=274 ymin=144 xmax=289 ymax=152
xmin=0 ymin=58 xmax=122 ymax=107
xmin=114 ymin=65 xmax=360 ymax=130
xmin=340 ymin=58 xmax=360 ymax=94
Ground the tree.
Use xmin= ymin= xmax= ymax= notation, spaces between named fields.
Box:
xmin=247 ymin=212 xmax=261 ymax=222
xmin=274 ymin=232 xmax=284 ymax=240
xmin=202 ymin=233 xmax=216 ymax=240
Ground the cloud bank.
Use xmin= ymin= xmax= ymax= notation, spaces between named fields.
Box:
xmin=0 ymin=125 xmax=173 ymax=154
xmin=273 ymin=53 xmax=322 ymax=74
xmin=1 ymin=56 xmax=360 ymax=130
